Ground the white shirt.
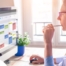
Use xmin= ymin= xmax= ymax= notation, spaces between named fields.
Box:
xmin=58 ymin=58 xmax=66 ymax=66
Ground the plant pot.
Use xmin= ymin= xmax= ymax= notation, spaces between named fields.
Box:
xmin=15 ymin=46 xmax=25 ymax=56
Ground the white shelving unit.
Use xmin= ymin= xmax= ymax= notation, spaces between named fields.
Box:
xmin=0 ymin=0 xmax=23 ymax=61
xmin=0 ymin=10 xmax=18 ymax=61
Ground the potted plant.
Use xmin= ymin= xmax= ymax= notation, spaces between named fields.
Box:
xmin=15 ymin=32 xmax=30 ymax=56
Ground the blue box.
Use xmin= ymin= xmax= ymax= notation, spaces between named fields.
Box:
xmin=9 ymin=37 xmax=12 ymax=44
xmin=5 ymin=34 xmax=8 ymax=39
xmin=0 ymin=25 xmax=4 ymax=29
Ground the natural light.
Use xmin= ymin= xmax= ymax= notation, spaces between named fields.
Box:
xmin=32 ymin=0 xmax=66 ymax=43
xmin=32 ymin=0 xmax=52 ymax=41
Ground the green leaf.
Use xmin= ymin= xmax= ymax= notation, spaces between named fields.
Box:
xmin=17 ymin=32 xmax=30 ymax=46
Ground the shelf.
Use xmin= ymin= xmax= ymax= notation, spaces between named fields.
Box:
xmin=0 ymin=9 xmax=16 ymax=14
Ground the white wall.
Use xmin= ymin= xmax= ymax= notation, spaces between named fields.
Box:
xmin=14 ymin=0 xmax=23 ymax=35
xmin=22 ymin=0 xmax=33 ymax=39
xmin=0 ymin=0 xmax=14 ymax=8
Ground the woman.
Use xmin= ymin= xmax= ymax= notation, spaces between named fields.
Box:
xmin=30 ymin=0 xmax=66 ymax=66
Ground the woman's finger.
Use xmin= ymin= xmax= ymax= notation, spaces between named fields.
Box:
xmin=32 ymin=61 xmax=39 ymax=64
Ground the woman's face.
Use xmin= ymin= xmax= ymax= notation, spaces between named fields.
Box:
xmin=57 ymin=4 xmax=66 ymax=30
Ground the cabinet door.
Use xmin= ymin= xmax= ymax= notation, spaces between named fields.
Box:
xmin=0 ymin=0 xmax=14 ymax=8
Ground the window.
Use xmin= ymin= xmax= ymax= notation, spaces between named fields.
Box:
xmin=32 ymin=0 xmax=52 ymax=41
xmin=23 ymin=0 xmax=66 ymax=47
xmin=60 ymin=27 xmax=66 ymax=42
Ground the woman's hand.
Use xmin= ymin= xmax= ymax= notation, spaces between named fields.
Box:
xmin=43 ymin=24 xmax=55 ymax=45
xmin=30 ymin=55 xmax=44 ymax=64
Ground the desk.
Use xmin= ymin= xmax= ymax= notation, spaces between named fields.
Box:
xmin=6 ymin=47 xmax=44 ymax=66
xmin=6 ymin=47 xmax=66 ymax=66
